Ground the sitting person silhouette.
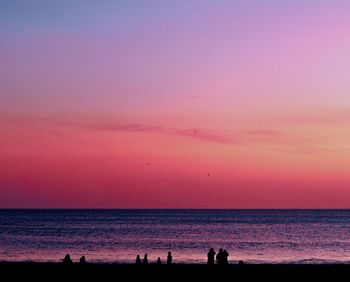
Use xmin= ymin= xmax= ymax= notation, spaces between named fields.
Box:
xmin=143 ymin=254 xmax=148 ymax=265
xmin=63 ymin=254 xmax=73 ymax=265
xmin=79 ymin=256 xmax=86 ymax=264
xmin=167 ymin=252 xmax=172 ymax=264
xmin=207 ymin=248 xmax=216 ymax=265
xmin=136 ymin=255 xmax=142 ymax=265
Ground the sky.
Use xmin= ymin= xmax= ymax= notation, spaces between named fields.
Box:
xmin=1 ymin=0 xmax=350 ymax=208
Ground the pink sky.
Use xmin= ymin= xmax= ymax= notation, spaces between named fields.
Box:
xmin=1 ymin=1 xmax=350 ymax=208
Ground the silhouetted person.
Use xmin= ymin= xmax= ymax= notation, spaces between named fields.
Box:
xmin=207 ymin=248 xmax=216 ymax=265
xmin=79 ymin=256 xmax=86 ymax=264
xmin=216 ymin=248 xmax=223 ymax=265
xmin=167 ymin=252 xmax=172 ymax=265
xmin=238 ymin=260 xmax=244 ymax=266
xmin=136 ymin=255 xmax=142 ymax=265
xmin=222 ymin=249 xmax=229 ymax=265
xmin=157 ymin=257 xmax=162 ymax=265
xmin=143 ymin=254 xmax=148 ymax=265
xmin=63 ymin=254 xmax=73 ymax=265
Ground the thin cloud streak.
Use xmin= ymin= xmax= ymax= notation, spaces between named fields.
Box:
xmin=8 ymin=117 xmax=233 ymax=144
xmin=5 ymin=117 xmax=342 ymax=154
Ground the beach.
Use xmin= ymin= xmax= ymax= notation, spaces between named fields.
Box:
xmin=2 ymin=209 xmax=350 ymax=281
xmin=1 ymin=262 xmax=349 ymax=281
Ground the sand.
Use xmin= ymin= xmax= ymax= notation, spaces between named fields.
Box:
xmin=1 ymin=262 xmax=349 ymax=281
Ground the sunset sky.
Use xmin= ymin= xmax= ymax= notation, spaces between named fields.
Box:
xmin=1 ymin=0 xmax=350 ymax=208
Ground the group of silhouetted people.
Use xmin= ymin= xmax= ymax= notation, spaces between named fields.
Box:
xmin=207 ymin=248 xmax=229 ymax=265
xmin=63 ymin=254 xmax=86 ymax=265
xmin=136 ymin=252 xmax=172 ymax=265
xmin=62 ymin=249 xmax=238 ymax=266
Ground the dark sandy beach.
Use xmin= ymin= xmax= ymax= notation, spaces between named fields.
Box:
xmin=1 ymin=262 xmax=349 ymax=281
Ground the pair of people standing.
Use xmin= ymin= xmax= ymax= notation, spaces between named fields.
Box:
xmin=136 ymin=254 xmax=148 ymax=265
xmin=207 ymin=248 xmax=229 ymax=265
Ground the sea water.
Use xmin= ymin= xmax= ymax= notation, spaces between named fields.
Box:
xmin=1 ymin=209 xmax=350 ymax=264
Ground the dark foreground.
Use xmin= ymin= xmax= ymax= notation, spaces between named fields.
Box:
xmin=1 ymin=263 xmax=350 ymax=281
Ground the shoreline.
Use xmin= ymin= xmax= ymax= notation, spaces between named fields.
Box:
xmin=1 ymin=260 xmax=350 ymax=264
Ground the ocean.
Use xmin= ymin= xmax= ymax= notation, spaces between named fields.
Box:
xmin=1 ymin=209 xmax=350 ymax=264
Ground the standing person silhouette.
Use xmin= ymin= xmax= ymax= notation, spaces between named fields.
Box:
xmin=136 ymin=255 xmax=142 ymax=265
xmin=143 ymin=254 xmax=148 ymax=265
xmin=167 ymin=252 xmax=172 ymax=264
xmin=216 ymin=248 xmax=223 ymax=265
xmin=207 ymin=248 xmax=216 ymax=265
